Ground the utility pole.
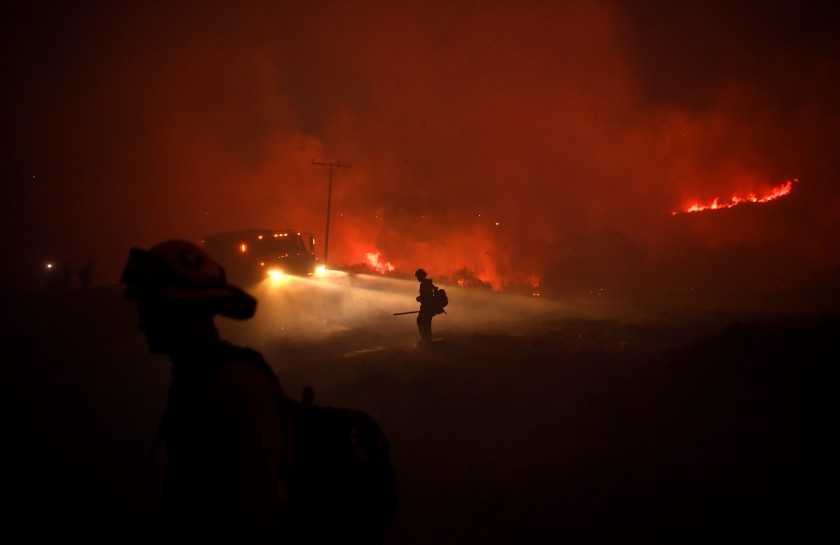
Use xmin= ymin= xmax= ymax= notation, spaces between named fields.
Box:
xmin=311 ymin=159 xmax=351 ymax=267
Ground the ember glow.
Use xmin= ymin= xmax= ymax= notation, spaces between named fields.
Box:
xmin=674 ymin=179 xmax=799 ymax=215
xmin=365 ymin=251 xmax=396 ymax=274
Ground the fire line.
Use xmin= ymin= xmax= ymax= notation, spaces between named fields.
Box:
xmin=366 ymin=251 xmax=396 ymax=274
xmin=673 ymin=178 xmax=799 ymax=215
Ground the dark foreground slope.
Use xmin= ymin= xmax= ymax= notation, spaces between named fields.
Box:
xmin=2 ymin=286 xmax=835 ymax=544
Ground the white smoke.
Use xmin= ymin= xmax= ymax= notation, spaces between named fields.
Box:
xmin=217 ymin=270 xmax=578 ymax=352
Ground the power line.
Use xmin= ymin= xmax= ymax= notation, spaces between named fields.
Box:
xmin=311 ymin=159 xmax=351 ymax=267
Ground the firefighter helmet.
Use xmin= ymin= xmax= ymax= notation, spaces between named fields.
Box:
xmin=120 ymin=240 xmax=256 ymax=319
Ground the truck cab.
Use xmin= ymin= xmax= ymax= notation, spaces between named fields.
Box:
xmin=202 ymin=229 xmax=318 ymax=284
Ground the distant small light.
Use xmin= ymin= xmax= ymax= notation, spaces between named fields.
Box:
xmin=495 ymin=222 xmax=500 ymax=226
xmin=267 ymin=270 xmax=283 ymax=279
xmin=46 ymin=263 xmax=53 ymax=269
xmin=240 ymin=244 xmax=247 ymax=252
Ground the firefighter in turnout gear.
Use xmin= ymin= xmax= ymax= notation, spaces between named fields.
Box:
xmin=414 ymin=268 xmax=435 ymax=344
xmin=120 ymin=240 xmax=294 ymax=544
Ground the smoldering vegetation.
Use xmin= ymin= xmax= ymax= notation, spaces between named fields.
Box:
xmin=2 ymin=281 xmax=835 ymax=544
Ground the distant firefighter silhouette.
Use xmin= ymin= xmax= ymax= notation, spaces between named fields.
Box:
xmin=121 ymin=240 xmax=294 ymax=543
xmin=122 ymin=240 xmax=397 ymax=544
xmin=414 ymin=268 xmax=437 ymax=343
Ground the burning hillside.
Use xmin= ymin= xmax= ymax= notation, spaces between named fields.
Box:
xmin=674 ymin=179 xmax=799 ymax=215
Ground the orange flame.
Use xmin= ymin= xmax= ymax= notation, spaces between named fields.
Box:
xmin=673 ymin=178 xmax=798 ymax=215
xmin=365 ymin=251 xmax=396 ymax=274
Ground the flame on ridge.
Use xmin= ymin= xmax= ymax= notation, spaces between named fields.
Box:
xmin=673 ymin=178 xmax=798 ymax=215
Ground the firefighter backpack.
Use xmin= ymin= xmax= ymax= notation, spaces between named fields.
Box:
xmin=432 ymin=285 xmax=448 ymax=315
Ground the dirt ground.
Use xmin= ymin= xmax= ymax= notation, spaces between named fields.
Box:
xmin=2 ymin=281 xmax=835 ymax=544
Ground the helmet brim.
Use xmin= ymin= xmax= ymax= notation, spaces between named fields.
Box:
xmin=121 ymin=246 xmax=257 ymax=320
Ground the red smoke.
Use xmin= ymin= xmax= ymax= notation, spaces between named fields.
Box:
xmin=2 ymin=1 xmax=839 ymax=308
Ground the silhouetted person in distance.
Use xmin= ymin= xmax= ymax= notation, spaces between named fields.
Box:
xmin=120 ymin=240 xmax=294 ymax=544
xmin=78 ymin=260 xmax=94 ymax=290
xmin=415 ymin=268 xmax=435 ymax=344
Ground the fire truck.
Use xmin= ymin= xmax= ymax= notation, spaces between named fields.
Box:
xmin=202 ymin=229 xmax=318 ymax=284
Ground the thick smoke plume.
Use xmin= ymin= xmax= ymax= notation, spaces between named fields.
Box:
xmin=3 ymin=1 xmax=838 ymax=309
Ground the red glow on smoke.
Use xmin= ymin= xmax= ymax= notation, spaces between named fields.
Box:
xmin=365 ymin=251 xmax=396 ymax=274
xmin=673 ymin=179 xmax=799 ymax=215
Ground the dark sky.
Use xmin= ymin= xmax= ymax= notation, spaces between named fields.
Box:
xmin=2 ymin=0 xmax=839 ymax=304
